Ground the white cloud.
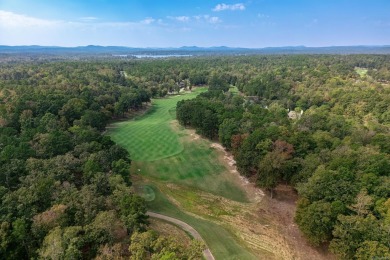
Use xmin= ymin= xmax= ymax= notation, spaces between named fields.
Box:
xmin=140 ymin=17 xmax=155 ymax=25
xmin=0 ymin=10 xmax=224 ymax=46
xmin=176 ymin=16 xmax=190 ymax=22
xmin=193 ymin=15 xmax=202 ymax=21
xmin=0 ymin=10 xmax=222 ymax=32
xmin=79 ymin=17 xmax=98 ymax=22
xmin=156 ymin=19 xmax=166 ymax=25
xmin=0 ymin=10 xmax=164 ymax=46
xmin=213 ymin=3 xmax=245 ymax=12
xmin=193 ymin=15 xmax=222 ymax=24
xmin=167 ymin=16 xmax=190 ymax=22
xmin=208 ymin=17 xmax=222 ymax=24
xmin=0 ymin=10 xmax=157 ymax=29
xmin=0 ymin=10 xmax=60 ymax=28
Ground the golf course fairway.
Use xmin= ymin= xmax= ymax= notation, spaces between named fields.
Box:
xmin=108 ymin=88 xmax=258 ymax=259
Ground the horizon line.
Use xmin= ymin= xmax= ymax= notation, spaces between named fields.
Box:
xmin=1 ymin=44 xmax=390 ymax=49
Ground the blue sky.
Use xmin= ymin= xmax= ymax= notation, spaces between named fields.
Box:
xmin=0 ymin=0 xmax=389 ymax=47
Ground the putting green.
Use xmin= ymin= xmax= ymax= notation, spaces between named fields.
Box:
xmin=134 ymin=185 xmax=156 ymax=201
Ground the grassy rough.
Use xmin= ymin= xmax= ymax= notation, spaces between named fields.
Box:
xmin=145 ymin=184 xmax=256 ymax=260
xmin=108 ymin=88 xmax=256 ymax=259
xmin=108 ymin=88 xmax=247 ymax=202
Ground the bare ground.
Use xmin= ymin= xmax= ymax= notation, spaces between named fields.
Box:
xmin=209 ymin=138 xmax=335 ymax=260
xmin=143 ymin=121 xmax=335 ymax=259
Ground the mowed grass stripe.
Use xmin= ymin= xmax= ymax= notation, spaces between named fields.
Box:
xmin=109 ymin=86 xmax=248 ymax=202
xmin=109 ymin=88 xmax=255 ymax=259
xmin=108 ymin=89 xmax=204 ymax=161
xmin=111 ymin=121 xmax=181 ymax=161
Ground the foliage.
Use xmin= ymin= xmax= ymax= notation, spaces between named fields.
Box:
xmin=0 ymin=60 xmax=152 ymax=258
xmin=129 ymin=230 xmax=205 ymax=260
xmin=174 ymin=54 xmax=390 ymax=258
xmin=1 ymin=54 xmax=390 ymax=259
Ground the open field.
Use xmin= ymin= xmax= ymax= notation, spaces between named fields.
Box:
xmin=355 ymin=67 xmax=368 ymax=77
xmin=108 ymin=88 xmax=332 ymax=260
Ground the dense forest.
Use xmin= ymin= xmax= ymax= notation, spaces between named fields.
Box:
xmin=0 ymin=55 xmax=389 ymax=259
xmin=175 ymin=55 xmax=390 ymax=259
xmin=0 ymin=60 xmax=204 ymax=259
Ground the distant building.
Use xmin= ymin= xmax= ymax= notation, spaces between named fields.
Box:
xmin=288 ymin=110 xmax=303 ymax=120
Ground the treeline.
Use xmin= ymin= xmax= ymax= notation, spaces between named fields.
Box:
xmin=1 ymin=55 xmax=389 ymax=259
xmin=176 ymin=55 xmax=390 ymax=259
xmin=0 ymin=60 xmax=203 ymax=259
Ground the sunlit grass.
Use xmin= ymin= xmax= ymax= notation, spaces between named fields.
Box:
xmin=141 ymin=183 xmax=256 ymax=260
xmin=355 ymin=67 xmax=368 ymax=77
xmin=108 ymin=90 xmax=204 ymax=161
xmin=108 ymin=88 xmax=256 ymax=259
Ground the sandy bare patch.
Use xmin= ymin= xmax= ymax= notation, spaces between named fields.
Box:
xmin=210 ymin=142 xmax=265 ymax=203
xmin=190 ymin=133 xmax=200 ymax=140
xmin=148 ymin=121 xmax=334 ymax=259
xmin=207 ymin=139 xmax=333 ymax=259
xmin=261 ymin=185 xmax=336 ymax=260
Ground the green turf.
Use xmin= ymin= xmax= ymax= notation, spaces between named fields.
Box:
xmin=355 ymin=67 xmax=368 ymax=77
xmin=144 ymin=184 xmax=257 ymax=260
xmin=109 ymin=89 xmax=205 ymax=161
xmin=135 ymin=184 xmax=156 ymax=201
xmin=108 ymin=88 xmax=248 ymax=202
xmin=229 ymin=85 xmax=239 ymax=94
xmin=108 ymin=88 xmax=255 ymax=259
xmin=135 ymin=133 xmax=248 ymax=202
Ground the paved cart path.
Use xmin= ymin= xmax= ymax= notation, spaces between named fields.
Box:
xmin=147 ymin=211 xmax=215 ymax=260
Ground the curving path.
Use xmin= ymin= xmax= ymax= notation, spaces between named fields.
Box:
xmin=146 ymin=211 xmax=215 ymax=260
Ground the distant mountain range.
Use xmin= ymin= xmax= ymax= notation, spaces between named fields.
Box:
xmin=1 ymin=45 xmax=390 ymax=55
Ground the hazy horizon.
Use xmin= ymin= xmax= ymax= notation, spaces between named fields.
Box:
xmin=1 ymin=44 xmax=390 ymax=49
